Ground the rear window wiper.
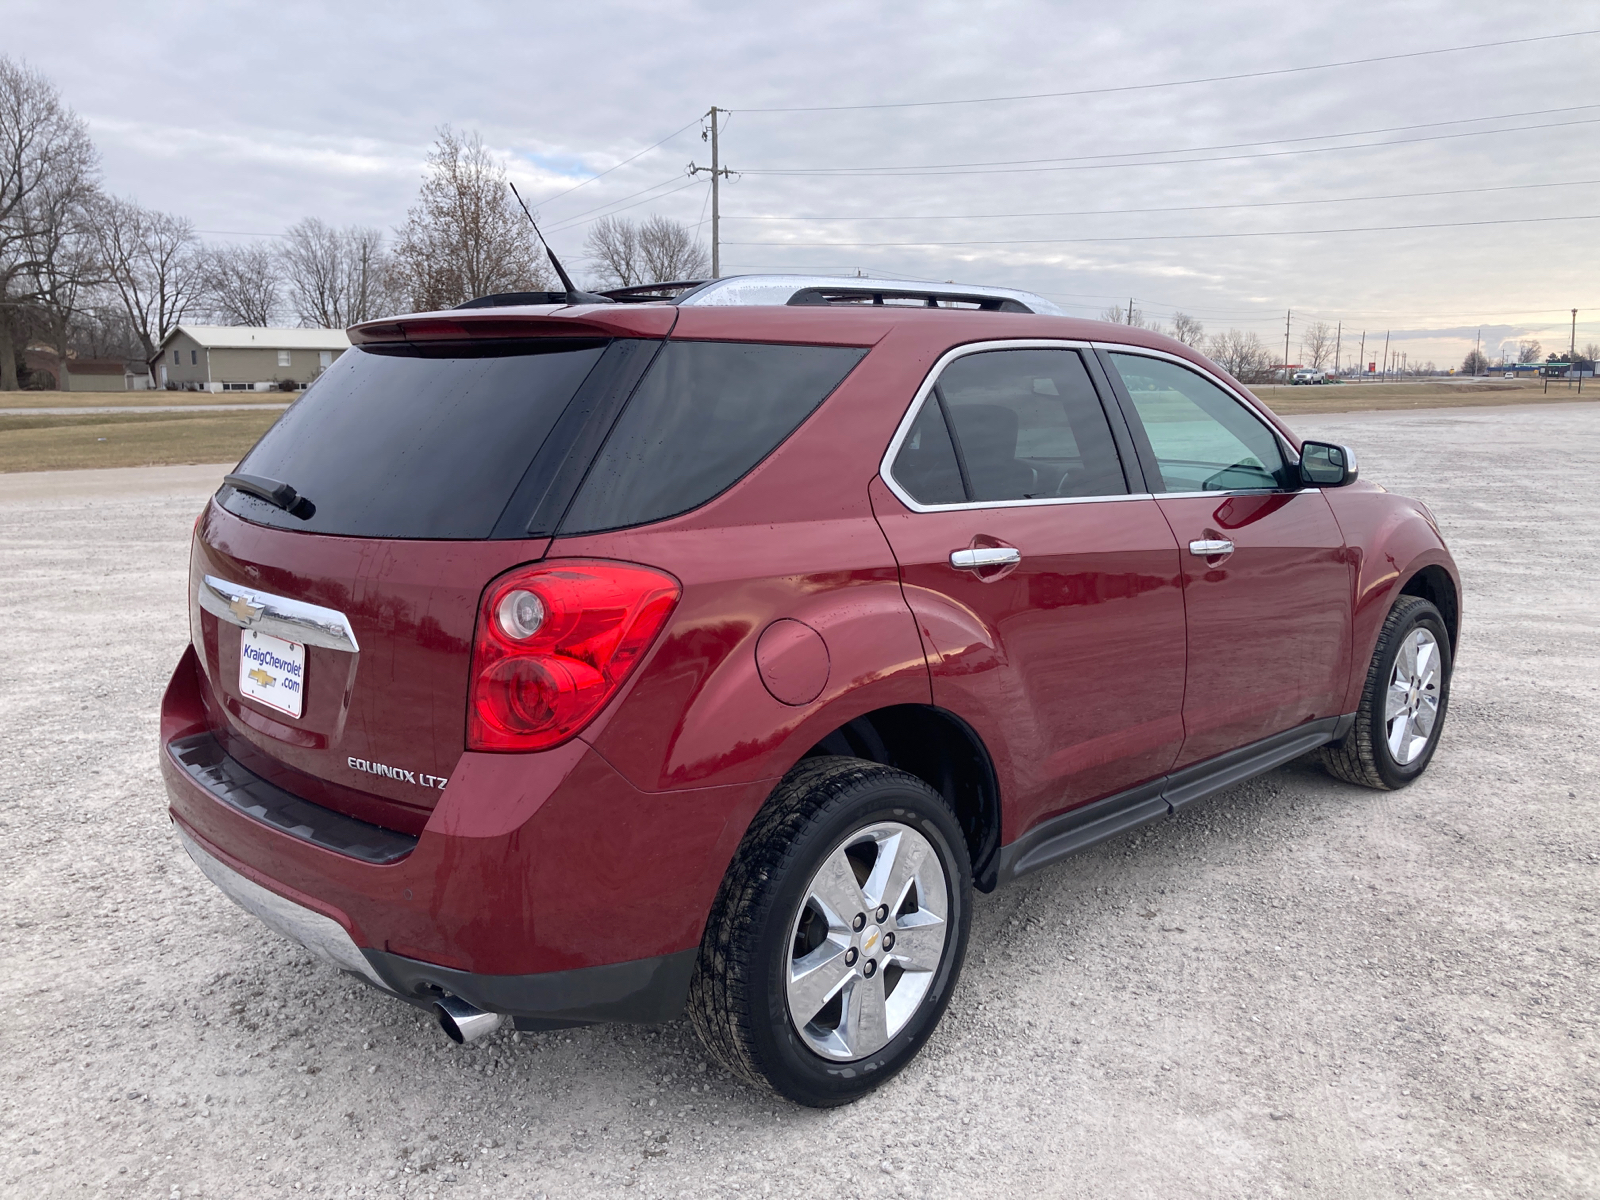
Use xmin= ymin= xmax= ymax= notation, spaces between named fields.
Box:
xmin=223 ymin=473 xmax=316 ymax=520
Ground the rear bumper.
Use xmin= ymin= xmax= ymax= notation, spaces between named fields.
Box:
xmin=175 ymin=820 xmax=694 ymax=1024
xmin=161 ymin=644 xmax=769 ymax=1023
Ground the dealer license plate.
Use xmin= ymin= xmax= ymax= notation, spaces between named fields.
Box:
xmin=239 ymin=629 xmax=306 ymax=719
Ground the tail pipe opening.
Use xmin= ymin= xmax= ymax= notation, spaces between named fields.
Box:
xmin=434 ymin=994 xmax=503 ymax=1044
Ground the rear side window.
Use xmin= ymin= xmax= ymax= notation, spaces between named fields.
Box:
xmin=221 ymin=340 xmax=609 ymax=539
xmin=891 ymin=348 xmax=1128 ymax=505
xmin=559 ymin=341 xmax=867 ymax=535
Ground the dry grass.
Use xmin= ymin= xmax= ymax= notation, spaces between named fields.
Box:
xmin=1254 ymin=377 xmax=1596 ymax=414
xmin=0 ymin=410 xmax=280 ymax=473
xmin=0 ymin=389 xmax=290 ymax=409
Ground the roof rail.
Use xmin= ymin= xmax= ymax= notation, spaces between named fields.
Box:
xmin=454 ymin=275 xmax=1063 ymax=314
xmin=675 ymin=275 xmax=1062 ymax=315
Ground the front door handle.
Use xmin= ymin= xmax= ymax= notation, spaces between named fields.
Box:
xmin=950 ymin=547 xmax=1022 ymax=570
xmin=1188 ymin=538 xmax=1234 ymax=557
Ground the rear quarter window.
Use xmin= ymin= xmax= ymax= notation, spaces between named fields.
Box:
xmin=558 ymin=340 xmax=867 ymax=535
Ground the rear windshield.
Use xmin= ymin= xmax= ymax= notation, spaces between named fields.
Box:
xmin=220 ymin=340 xmax=609 ymax=539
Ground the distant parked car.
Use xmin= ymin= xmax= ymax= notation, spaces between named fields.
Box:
xmin=1504 ymin=371 xmax=1515 ymax=378
xmin=1292 ymin=369 xmax=1327 ymax=385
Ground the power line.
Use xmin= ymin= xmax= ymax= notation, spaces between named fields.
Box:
xmin=530 ymin=117 xmax=701 ymax=207
xmin=544 ymin=172 xmax=692 ymax=227
xmin=740 ymin=103 xmax=1599 ymax=176
xmin=725 ymin=178 xmax=1600 ymax=223
xmin=732 ymin=30 xmax=1600 ymax=113
xmin=741 ymin=116 xmax=1600 ymax=178
xmin=546 ymin=177 xmax=704 ymax=233
xmin=725 ymin=212 xmax=1600 ymax=247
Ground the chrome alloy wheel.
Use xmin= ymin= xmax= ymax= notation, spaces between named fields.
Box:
xmin=784 ymin=821 xmax=949 ymax=1062
xmin=1386 ymin=626 xmax=1442 ymax=765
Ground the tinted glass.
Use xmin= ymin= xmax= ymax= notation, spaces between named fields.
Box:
xmin=560 ymin=341 xmax=867 ymax=534
xmin=1109 ymin=353 xmax=1288 ymax=492
xmin=221 ymin=341 xmax=608 ymax=539
xmin=890 ymin=400 xmax=966 ymax=505
xmin=934 ymin=348 xmax=1127 ymax=502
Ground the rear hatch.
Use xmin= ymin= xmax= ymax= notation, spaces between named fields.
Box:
xmin=188 ymin=309 xmax=671 ymax=834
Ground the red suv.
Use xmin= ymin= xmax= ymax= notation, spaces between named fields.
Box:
xmin=161 ymin=275 xmax=1458 ymax=1107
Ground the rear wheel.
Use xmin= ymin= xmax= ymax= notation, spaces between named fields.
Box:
xmin=689 ymin=757 xmax=972 ymax=1107
xmin=1323 ymin=594 xmax=1452 ymax=789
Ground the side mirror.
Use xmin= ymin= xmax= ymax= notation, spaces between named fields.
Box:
xmin=1299 ymin=440 xmax=1359 ymax=487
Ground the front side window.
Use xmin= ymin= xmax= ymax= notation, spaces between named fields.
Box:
xmin=1109 ymin=353 xmax=1289 ymax=493
xmin=891 ymin=347 xmax=1127 ymax=505
xmin=277 ymin=349 xmax=292 ymax=368
xmin=190 ymin=349 xmax=198 ymax=365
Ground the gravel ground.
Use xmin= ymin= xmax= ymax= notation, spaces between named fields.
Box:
xmin=2 ymin=403 xmax=1596 ymax=1199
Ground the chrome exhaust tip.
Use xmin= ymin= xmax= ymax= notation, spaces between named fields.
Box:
xmin=434 ymin=994 xmax=503 ymax=1044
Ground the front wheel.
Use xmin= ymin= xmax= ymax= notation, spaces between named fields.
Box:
xmin=1323 ymin=594 xmax=1453 ymax=789
xmin=688 ymin=757 xmax=972 ymax=1107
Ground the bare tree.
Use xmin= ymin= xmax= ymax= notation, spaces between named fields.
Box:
xmin=392 ymin=127 xmax=552 ymax=312
xmin=1300 ymin=321 xmax=1334 ymax=371
xmin=585 ymin=215 xmax=641 ymax=288
xmin=1100 ymin=302 xmax=1149 ymax=328
xmin=280 ymin=219 xmax=396 ymax=327
xmin=0 ymin=55 xmax=98 ymax=390
xmin=92 ymin=195 xmax=202 ymax=367
xmin=1518 ymin=339 xmax=1542 ymax=364
xmin=201 ymin=241 xmax=281 ymax=326
xmin=1462 ymin=349 xmax=1490 ymax=375
xmin=1583 ymin=342 xmax=1599 ymax=365
xmin=1205 ymin=328 xmax=1273 ymax=383
xmin=637 ymin=215 xmax=708 ymax=283
xmin=1168 ymin=311 xmax=1205 ymax=347
xmin=68 ymin=303 xmax=143 ymax=360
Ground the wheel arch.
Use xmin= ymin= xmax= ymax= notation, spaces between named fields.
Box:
xmin=801 ymin=705 xmax=1003 ymax=892
xmin=1398 ymin=563 xmax=1460 ymax=651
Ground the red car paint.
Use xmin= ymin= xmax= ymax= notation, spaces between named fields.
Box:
xmin=162 ymin=301 xmax=1459 ymax=993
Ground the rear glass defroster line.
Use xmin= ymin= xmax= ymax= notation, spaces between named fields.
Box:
xmin=488 ymin=337 xmax=670 ymax=540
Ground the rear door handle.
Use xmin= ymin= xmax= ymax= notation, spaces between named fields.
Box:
xmin=1188 ymin=538 xmax=1234 ymax=556
xmin=950 ymin=547 xmax=1022 ymax=569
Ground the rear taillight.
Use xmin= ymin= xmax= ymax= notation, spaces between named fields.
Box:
xmin=467 ymin=559 xmax=680 ymax=752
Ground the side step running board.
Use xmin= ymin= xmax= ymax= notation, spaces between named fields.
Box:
xmin=995 ymin=714 xmax=1353 ymax=886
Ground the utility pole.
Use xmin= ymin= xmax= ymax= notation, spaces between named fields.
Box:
xmin=1382 ymin=330 xmax=1391 ymax=381
xmin=687 ymin=107 xmax=734 ymax=278
xmin=1334 ymin=321 xmax=1342 ymax=376
xmin=1475 ymin=328 xmax=1481 ymax=375
xmin=1126 ymin=297 xmax=1135 ymax=325
xmin=1359 ymin=330 xmax=1366 ymax=377
xmin=1284 ymin=310 xmax=1292 ymax=382
xmin=1573 ymin=308 xmax=1579 ymax=359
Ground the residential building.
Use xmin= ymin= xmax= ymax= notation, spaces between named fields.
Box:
xmin=157 ymin=326 xmax=350 ymax=391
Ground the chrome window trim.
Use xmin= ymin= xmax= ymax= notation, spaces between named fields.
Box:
xmin=199 ymin=575 xmax=361 ymax=654
xmin=877 ymin=338 xmax=1156 ymax=514
xmin=1090 ymin=340 xmax=1302 ymax=470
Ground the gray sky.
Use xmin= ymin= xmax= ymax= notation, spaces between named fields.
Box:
xmin=9 ymin=0 xmax=1600 ymax=367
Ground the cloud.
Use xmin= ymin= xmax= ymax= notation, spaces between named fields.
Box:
xmin=9 ymin=0 xmax=1596 ymax=363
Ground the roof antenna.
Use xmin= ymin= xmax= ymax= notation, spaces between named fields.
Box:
xmin=508 ymin=181 xmax=613 ymax=305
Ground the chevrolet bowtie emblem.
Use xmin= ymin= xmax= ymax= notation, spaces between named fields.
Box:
xmin=228 ymin=593 xmax=265 ymax=624
xmin=247 ymin=666 xmax=276 ymax=687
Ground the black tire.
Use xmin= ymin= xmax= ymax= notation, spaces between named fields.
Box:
xmin=688 ymin=756 xmax=973 ymax=1107
xmin=1322 ymin=594 xmax=1452 ymax=790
